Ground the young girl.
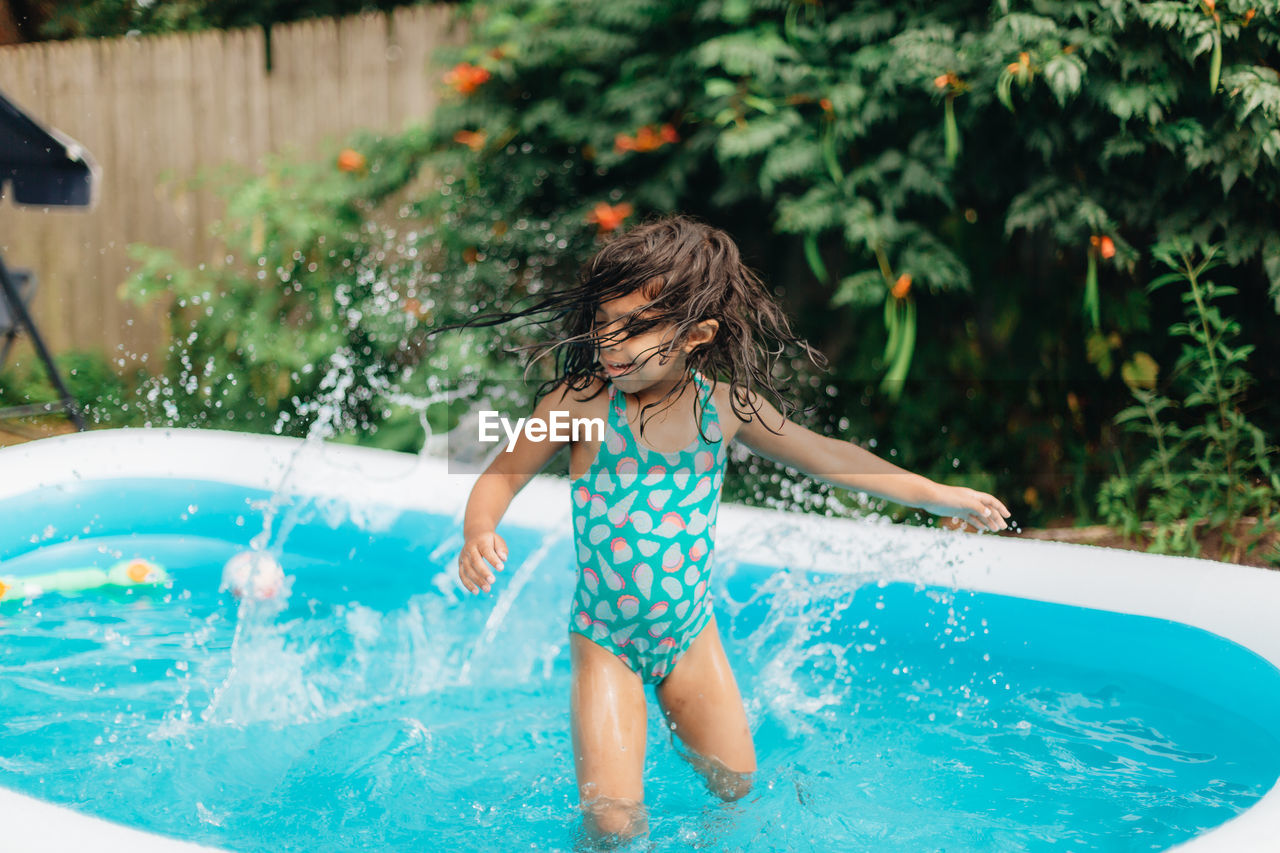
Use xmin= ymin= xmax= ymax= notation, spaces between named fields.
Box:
xmin=451 ymin=216 xmax=1010 ymax=844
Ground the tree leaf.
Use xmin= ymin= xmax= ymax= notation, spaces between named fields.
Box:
xmin=1121 ymin=352 xmax=1159 ymax=391
xmin=1044 ymin=53 xmax=1086 ymax=106
xmin=803 ymin=233 xmax=828 ymax=283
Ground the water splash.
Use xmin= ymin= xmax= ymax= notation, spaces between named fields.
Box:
xmin=459 ymin=529 xmax=570 ymax=685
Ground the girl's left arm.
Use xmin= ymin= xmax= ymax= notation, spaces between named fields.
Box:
xmin=735 ymin=392 xmax=1011 ymax=532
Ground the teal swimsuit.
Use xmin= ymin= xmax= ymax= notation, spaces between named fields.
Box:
xmin=568 ymin=369 xmax=727 ymax=684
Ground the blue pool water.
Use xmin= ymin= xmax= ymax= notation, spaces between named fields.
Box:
xmin=2 ymin=479 xmax=1280 ymax=852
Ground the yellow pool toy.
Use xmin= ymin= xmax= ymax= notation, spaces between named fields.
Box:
xmin=0 ymin=558 xmax=169 ymax=602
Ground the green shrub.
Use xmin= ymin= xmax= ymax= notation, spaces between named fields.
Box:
xmin=403 ymin=0 xmax=1280 ymax=526
xmin=122 ymin=0 xmax=1280 ymax=531
xmin=0 ymin=349 xmax=137 ymax=426
xmin=1098 ymin=239 xmax=1280 ymax=563
xmin=123 ymin=133 xmax=515 ymax=450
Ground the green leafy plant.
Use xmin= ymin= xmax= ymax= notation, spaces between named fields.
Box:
xmin=123 ymin=132 xmax=513 ymax=449
xmin=117 ymin=0 xmax=1280 ymax=532
xmin=407 ymin=0 xmax=1280 ymax=529
xmin=1098 ymin=239 xmax=1280 ymax=564
xmin=0 ymin=349 xmax=138 ymax=426
xmin=28 ymin=0 xmax=430 ymax=42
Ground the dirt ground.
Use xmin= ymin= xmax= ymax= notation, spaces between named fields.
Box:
xmin=0 ymin=417 xmax=78 ymax=447
xmin=4 ymin=420 xmax=1275 ymax=570
xmin=1020 ymin=522 xmax=1278 ymax=568
xmin=952 ymin=515 xmax=1280 ymax=569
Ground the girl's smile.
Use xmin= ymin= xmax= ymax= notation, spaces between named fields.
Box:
xmin=601 ymin=356 xmax=636 ymax=377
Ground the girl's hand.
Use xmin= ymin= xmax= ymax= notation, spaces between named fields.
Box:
xmin=458 ymin=531 xmax=509 ymax=594
xmin=920 ymin=484 xmax=1011 ymax=532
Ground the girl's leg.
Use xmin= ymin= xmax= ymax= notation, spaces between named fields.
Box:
xmin=654 ymin=613 xmax=757 ymax=801
xmin=569 ymin=632 xmax=649 ymax=844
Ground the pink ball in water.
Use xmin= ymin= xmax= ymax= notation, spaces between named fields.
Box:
xmin=220 ymin=551 xmax=286 ymax=600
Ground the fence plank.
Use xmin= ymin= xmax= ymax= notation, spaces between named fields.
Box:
xmin=345 ymin=13 xmax=392 ymax=137
xmin=188 ymin=30 xmax=221 ymax=268
xmin=393 ymin=4 xmax=459 ymax=131
xmin=35 ymin=43 xmax=70 ymax=352
xmin=89 ymin=38 xmax=116 ymax=367
xmin=59 ymin=40 xmax=98 ymax=358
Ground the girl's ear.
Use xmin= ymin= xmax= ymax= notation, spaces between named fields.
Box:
xmin=683 ymin=319 xmax=719 ymax=353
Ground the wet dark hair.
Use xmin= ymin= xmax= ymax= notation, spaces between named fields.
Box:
xmin=428 ymin=214 xmax=828 ymax=441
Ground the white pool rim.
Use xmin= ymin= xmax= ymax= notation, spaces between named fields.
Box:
xmin=1 ymin=427 xmax=1277 ymax=852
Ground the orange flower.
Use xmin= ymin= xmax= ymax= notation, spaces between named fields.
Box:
xmin=934 ymin=73 xmax=963 ymax=92
xmin=891 ymin=273 xmax=912 ymax=300
xmin=1099 ymin=236 xmax=1116 ymax=259
xmin=1019 ymin=51 xmax=1031 ymax=67
xmin=402 ymin=297 xmax=424 ymax=316
xmin=0 ymin=579 xmax=7 ymax=598
xmin=453 ymin=129 xmax=487 ymax=151
xmin=820 ymin=97 xmax=834 ymax=113
xmin=337 ymin=148 xmax=366 ymax=172
xmin=587 ymin=202 xmax=633 ymax=233
xmin=462 ymin=247 xmax=479 ymax=264
xmin=1007 ymin=61 xmax=1021 ymax=73
xmin=633 ymin=126 xmax=663 ymax=152
xmin=617 ymin=124 xmax=680 ymax=155
xmin=1203 ymin=0 xmax=1215 ymax=11
xmin=1244 ymin=8 xmax=1255 ymax=24
xmin=444 ymin=62 xmax=491 ymax=95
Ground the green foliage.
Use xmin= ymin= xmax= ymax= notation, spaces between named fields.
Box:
xmin=28 ymin=0 xmax=432 ymax=41
xmin=0 ymin=349 xmax=137 ymax=425
xmin=406 ymin=0 xmax=1277 ymax=529
xmin=123 ymin=132 xmax=512 ymax=448
xmin=1098 ymin=240 xmax=1280 ymax=564
xmin=118 ymin=0 xmax=1279 ymax=535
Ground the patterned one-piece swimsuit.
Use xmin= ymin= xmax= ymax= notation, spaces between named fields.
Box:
xmin=568 ymin=369 xmax=727 ymax=684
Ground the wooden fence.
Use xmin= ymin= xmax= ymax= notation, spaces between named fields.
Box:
xmin=0 ymin=4 xmax=461 ymax=366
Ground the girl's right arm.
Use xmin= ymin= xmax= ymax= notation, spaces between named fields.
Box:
xmin=458 ymin=381 xmax=581 ymax=594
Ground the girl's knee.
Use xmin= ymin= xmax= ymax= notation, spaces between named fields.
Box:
xmin=675 ymin=740 xmax=755 ymax=802
xmin=581 ymin=795 xmax=648 ymax=844
xmin=710 ymin=769 xmax=753 ymax=802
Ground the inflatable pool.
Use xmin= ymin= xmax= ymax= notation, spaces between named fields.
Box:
xmin=1 ymin=428 xmax=1278 ymax=852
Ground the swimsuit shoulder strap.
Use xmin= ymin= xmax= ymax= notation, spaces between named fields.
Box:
xmin=602 ymin=379 xmax=631 ymax=455
xmin=607 ymin=377 xmax=625 ymax=420
xmin=691 ymin=369 xmax=721 ymax=437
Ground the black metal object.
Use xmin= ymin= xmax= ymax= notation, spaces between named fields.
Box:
xmin=0 ymin=88 xmax=100 ymax=432
xmin=0 ymin=257 xmax=84 ymax=429
xmin=0 ymin=267 xmax=34 ymax=366
xmin=1 ymin=90 xmax=96 ymax=206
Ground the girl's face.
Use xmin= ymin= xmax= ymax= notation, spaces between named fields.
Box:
xmin=593 ymin=289 xmax=713 ymax=391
